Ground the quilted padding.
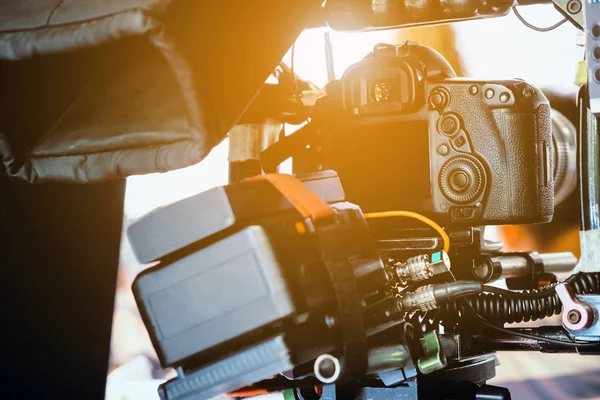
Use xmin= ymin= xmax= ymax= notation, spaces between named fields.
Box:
xmin=0 ymin=0 xmax=318 ymax=182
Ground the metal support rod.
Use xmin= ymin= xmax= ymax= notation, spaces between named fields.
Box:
xmin=579 ymin=86 xmax=600 ymax=230
xmin=324 ymin=31 xmax=336 ymax=83
xmin=227 ymin=120 xmax=283 ymax=183
xmin=473 ymin=252 xmax=578 ymax=281
xmin=578 ymin=86 xmax=600 ymax=272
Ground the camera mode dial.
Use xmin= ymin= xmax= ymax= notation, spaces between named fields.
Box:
xmin=439 ymin=156 xmax=485 ymax=204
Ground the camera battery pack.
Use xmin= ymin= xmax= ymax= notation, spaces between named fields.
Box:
xmin=129 ymin=172 xmax=346 ymax=368
xmin=133 ymin=225 xmax=295 ymax=367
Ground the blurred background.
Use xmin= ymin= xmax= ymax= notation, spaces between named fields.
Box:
xmin=106 ymin=5 xmax=600 ymax=399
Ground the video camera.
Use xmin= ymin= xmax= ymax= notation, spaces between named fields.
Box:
xmin=126 ymin=2 xmax=600 ymax=399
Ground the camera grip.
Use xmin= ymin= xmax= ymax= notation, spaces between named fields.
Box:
xmin=448 ymin=85 xmax=553 ymax=223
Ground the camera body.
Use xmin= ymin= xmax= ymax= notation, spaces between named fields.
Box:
xmin=303 ymin=42 xmax=554 ymax=227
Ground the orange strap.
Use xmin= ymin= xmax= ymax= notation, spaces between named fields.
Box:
xmin=248 ymin=174 xmax=335 ymax=222
xmin=227 ymin=389 xmax=270 ymax=397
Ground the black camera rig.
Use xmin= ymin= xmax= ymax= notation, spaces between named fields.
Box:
xmin=127 ymin=1 xmax=600 ymax=399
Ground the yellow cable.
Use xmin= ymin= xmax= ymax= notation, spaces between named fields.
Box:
xmin=363 ymin=211 xmax=450 ymax=253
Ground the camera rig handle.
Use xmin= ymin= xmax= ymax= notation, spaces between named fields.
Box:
xmin=309 ymin=0 xmax=560 ymax=31
xmin=575 ymin=0 xmax=600 ymax=276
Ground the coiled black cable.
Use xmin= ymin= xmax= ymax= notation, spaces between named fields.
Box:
xmin=437 ymin=273 xmax=600 ymax=325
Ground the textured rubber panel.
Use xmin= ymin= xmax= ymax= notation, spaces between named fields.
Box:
xmin=158 ymin=336 xmax=292 ymax=400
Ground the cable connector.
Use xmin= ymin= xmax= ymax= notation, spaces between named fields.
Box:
xmin=400 ymin=281 xmax=482 ymax=312
xmin=395 ymin=251 xmax=451 ymax=283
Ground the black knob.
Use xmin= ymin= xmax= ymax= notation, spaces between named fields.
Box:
xmin=438 ymin=114 xmax=460 ymax=136
xmin=430 ymin=88 xmax=449 ymax=110
xmin=449 ymin=169 xmax=470 ymax=192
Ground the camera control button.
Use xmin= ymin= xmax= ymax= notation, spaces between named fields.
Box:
xmin=437 ymin=144 xmax=450 ymax=156
xmin=441 ymin=118 xmax=456 ymax=135
xmin=441 ymin=119 xmax=456 ymax=133
xmin=454 ymin=136 xmax=466 ymax=148
xmin=439 ymin=114 xmax=460 ymax=136
xmin=429 ymin=87 xmax=449 ymax=110
xmin=451 ymin=207 xmax=475 ymax=219
xmin=593 ymin=24 xmax=600 ymax=39
xmin=431 ymin=92 xmax=444 ymax=107
xmin=499 ymin=92 xmax=510 ymax=103
xmin=450 ymin=170 xmax=470 ymax=192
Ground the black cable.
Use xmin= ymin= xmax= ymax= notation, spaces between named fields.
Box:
xmin=435 ymin=273 xmax=600 ymax=324
xmin=482 ymin=273 xmax=597 ymax=300
xmin=460 ymin=298 xmax=600 ymax=348
xmin=512 ymin=6 xmax=568 ymax=32
xmin=408 ymin=274 xmax=600 ymax=347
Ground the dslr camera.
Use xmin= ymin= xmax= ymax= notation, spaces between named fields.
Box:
xmin=296 ymin=41 xmax=553 ymax=227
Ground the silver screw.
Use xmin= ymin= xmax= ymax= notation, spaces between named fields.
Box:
xmin=568 ymin=310 xmax=582 ymax=324
xmin=567 ymin=0 xmax=581 ymax=14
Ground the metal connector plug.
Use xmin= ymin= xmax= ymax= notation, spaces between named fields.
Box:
xmin=400 ymin=281 xmax=482 ymax=312
xmin=395 ymin=251 xmax=451 ymax=283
